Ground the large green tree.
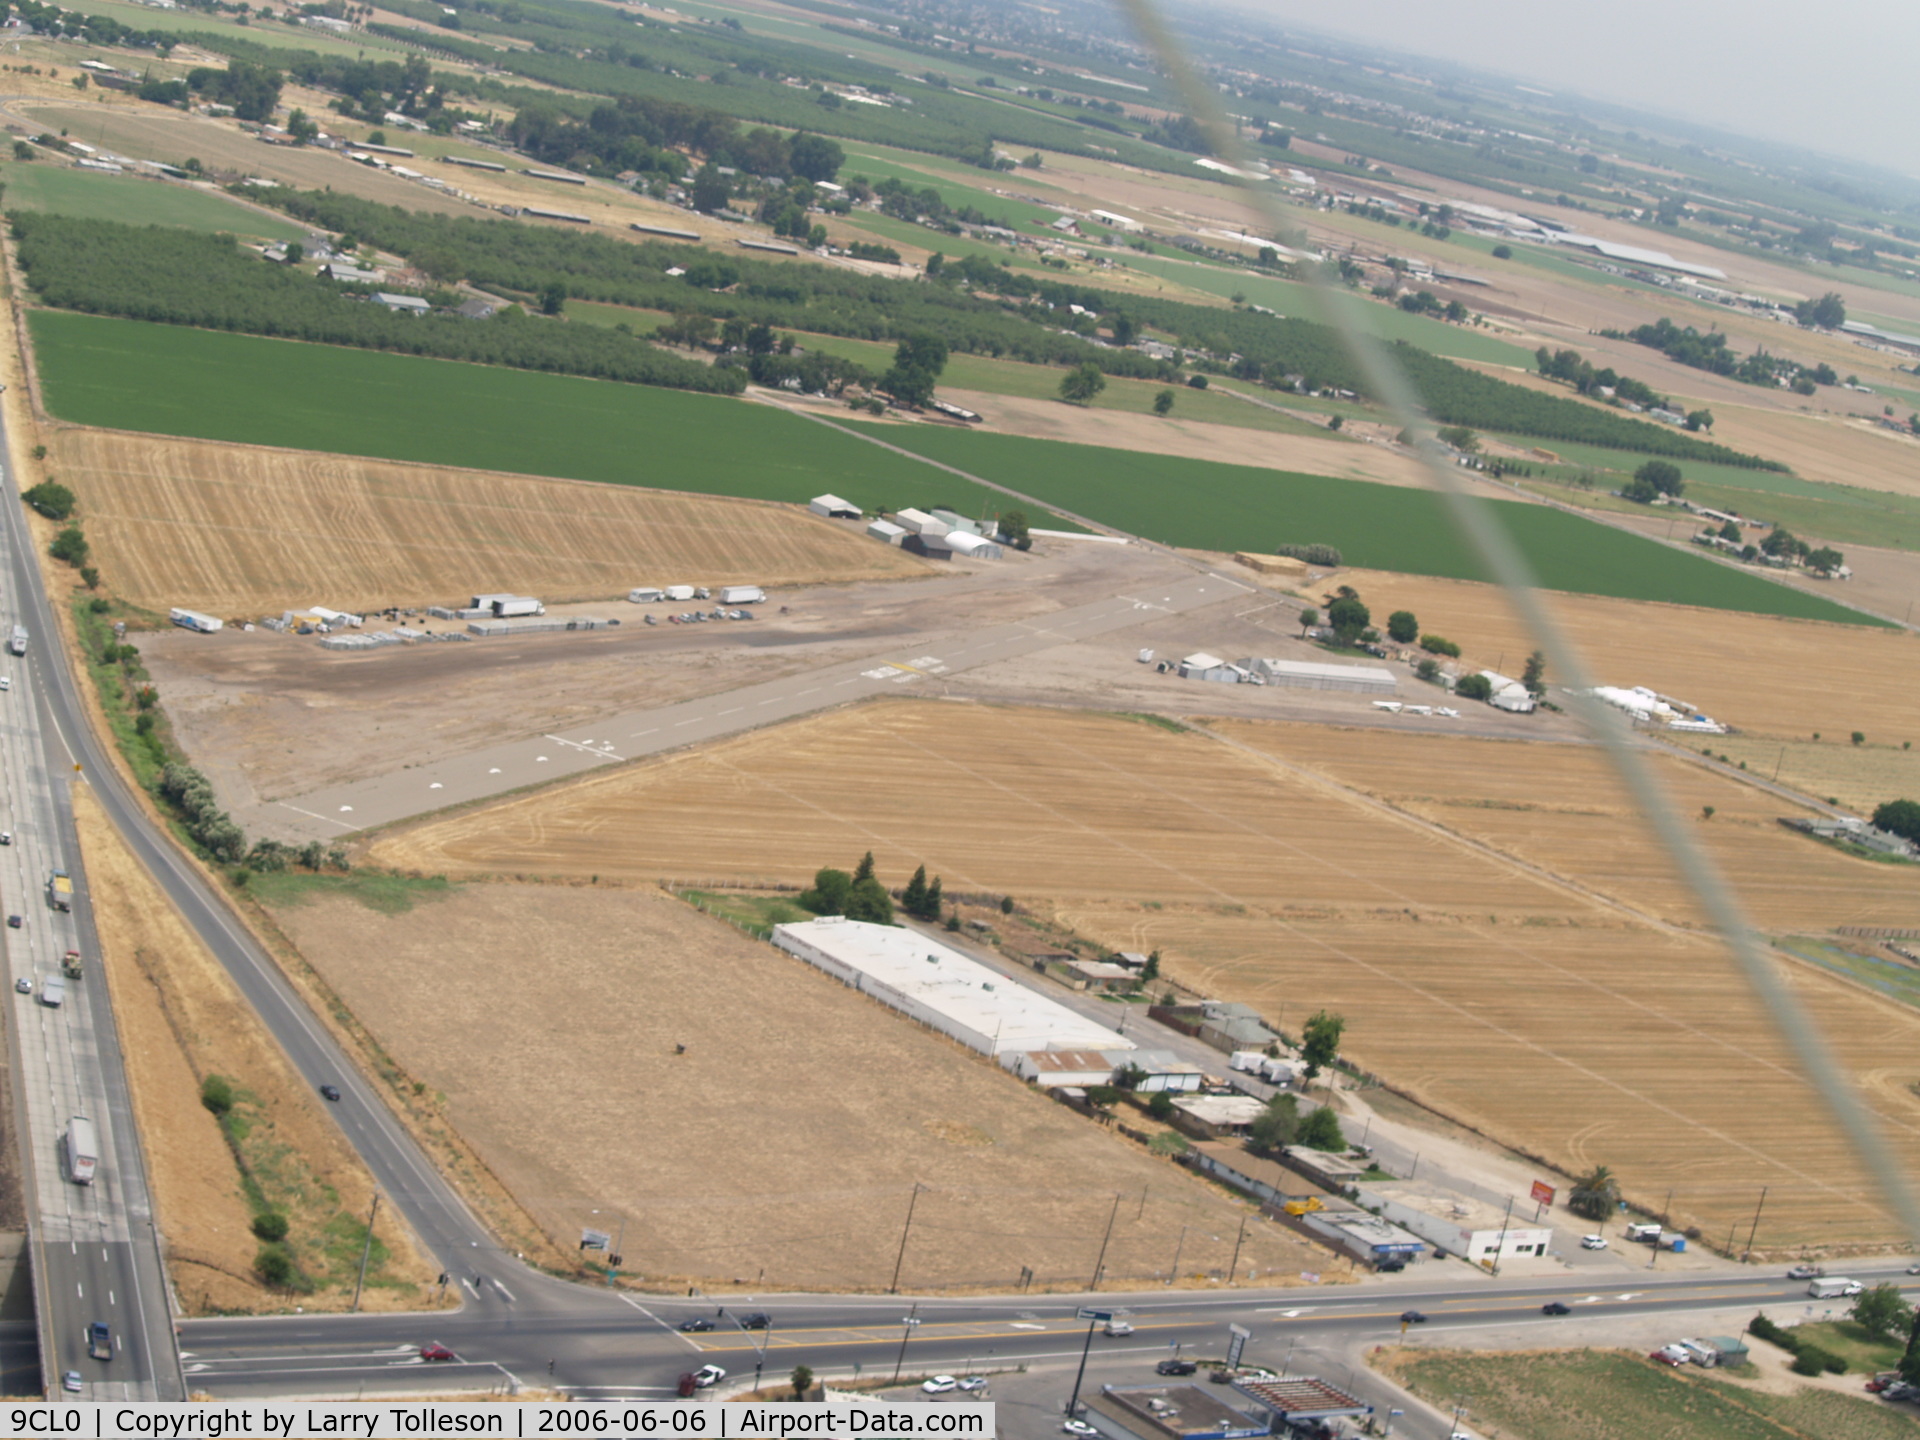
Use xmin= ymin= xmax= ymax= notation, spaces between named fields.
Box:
xmin=1568 ymin=1164 xmax=1620 ymax=1222
xmin=1326 ymin=597 xmax=1370 ymax=645
xmin=1249 ymin=1093 xmax=1300 ymax=1152
xmin=1853 ymin=1284 xmax=1914 ymax=1340
xmin=1059 ymin=362 xmax=1106 ymax=406
xmin=1873 ymin=800 xmax=1920 ymax=844
xmin=1300 ymin=1010 xmax=1345 ymax=1081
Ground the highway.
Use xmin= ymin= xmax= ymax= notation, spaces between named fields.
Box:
xmin=0 ymin=421 xmax=177 ymax=1399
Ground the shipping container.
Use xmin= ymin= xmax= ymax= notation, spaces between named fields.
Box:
xmin=664 ymin=586 xmax=696 ymax=602
xmin=492 ymin=598 xmax=545 ymax=618
xmin=169 ymin=608 xmax=224 ymax=634
xmin=720 ymin=586 xmax=766 ymax=606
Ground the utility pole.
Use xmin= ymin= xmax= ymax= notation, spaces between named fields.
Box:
xmin=891 ymin=1307 xmax=919 ymax=1383
xmin=1743 ymin=1186 xmax=1768 ymax=1262
xmin=889 ymin=1183 xmax=927 ymax=1295
xmin=1136 ymin=1184 xmax=1148 ymax=1222
xmin=1227 ymin=1214 xmax=1249 ymax=1285
xmin=1167 ymin=1226 xmax=1188 ymax=1287
xmin=350 ymin=1192 xmax=381 ymax=1313
xmin=1489 ymin=1194 xmax=1515 ymax=1278
xmin=1089 ymin=1193 xmax=1121 ymax=1291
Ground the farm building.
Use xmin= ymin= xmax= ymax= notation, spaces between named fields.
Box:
xmin=629 ymin=222 xmax=702 ymax=242
xmin=1084 ymin=1386 xmax=1269 ymax=1440
xmin=943 ymin=532 xmax=1003 ymax=561
xmin=1477 ymin=670 xmax=1537 ymax=712
xmin=456 ymin=297 xmax=497 ymax=320
xmin=903 ymin=534 xmax=953 ymax=561
xmin=928 ymin=508 xmax=984 ymax=536
xmin=1243 ymin=658 xmax=1397 ymax=695
xmin=1064 ymin=959 xmax=1136 ymax=992
xmin=810 ymin=494 xmax=861 ymax=519
xmin=1188 ymin=1142 xmax=1325 ymax=1206
xmin=866 ymin=519 xmax=908 ymax=545
xmin=1178 ymin=652 xmax=1249 ymax=683
xmin=320 ymin=261 xmax=383 ymax=284
xmin=772 ymin=918 xmax=1135 ymax=1059
xmin=1089 ymin=209 xmax=1145 ymax=232
xmin=1011 ymin=1049 xmax=1121 ymax=1088
xmin=372 ymin=292 xmax=431 ymax=315
xmin=1124 ymin=1050 xmax=1206 ymax=1093
xmin=1233 ymin=1378 xmax=1373 ymax=1430
xmin=893 ymin=508 xmax=948 ymax=536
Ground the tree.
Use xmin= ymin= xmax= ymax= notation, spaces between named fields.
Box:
xmin=997 ymin=509 xmax=1031 ymax=550
xmin=790 ymin=1364 xmax=816 ymax=1399
xmin=1622 ymin=476 xmax=1659 ymax=504
xmin=251 ymin=1210 xmax=290 ymax=1241
xmin=1568 ymin=1164 xmax=1620 ymax=1221
xmin=1492 ymin=244 xmax=1512 ymax=259
xmin=1901 ymin=1309 xmax=1920 ymax=1387
xmin=1419 ymin=634 xmax=1460 ymax=658
xmin=800 ymin=866 xmax=852 ymax=915
xmin=1437 ymin=425 xmax=1479 ymax=452
xmin=786 ymin=132 xmax=844 ymax=183
xmin=255 ymin=1245 xmax=296 ymax=1288
xmin=1872 ymin=800 xmax=1920 ymax=844
xmin=287 ymin=108 xmax=319 ymax=144
xmin=1297 ymin=607 xmax=1319 ymax=636
xmin=539 ymin=281 xmax=567 ymax=317
xmin=1794 ymin=292 xmax=1846 ymax=330
xmin=853 ymin=851 xmax=875 ymax=883
xmin=1806 ymin=546 xmax=1844 ymax=575
xmin=902 ymin=864 xmax=929 ymax=918
xmin=1153 ymin=388 xmax=1175 ymax=416
xmin=1249 ymin=1093 xmax=1300 ymax=1152
xmin=1147 ymin=1090 xmax=1175 ymax=1121
xmin=22 ymin=481 xmax=75 ymax=520
xmin=1386 ymin=610 xmax=1419 ymax=645
xmin=690 ymin=164 xmax=731 ymax=214
xmin=882 ymin=332 xmax=947 ymax=408
xmin=1852 ymin=1284 xmax=1914 ymax=1341
xmin=1718 ymin=520 xmax=1742 ymax=544
xmin=1454 ymin=673 xmax=1494 ymax=702
xmin=1140 ymin=950 xmax=1160 ymax=983
xmin=200 ymin=1074 xmax=234 ymax=1115
xmin=1059 ymin=362 xmax=1106 ymax=406
xmin=1297 ymin=1106 xmax=1345 ymax=1151
xmin=1326 ymin=596 xmax=1370 ymax=645
xmin=1634 ymin=460 xmax=1684 ymax=497
xmin=1685 ymin=409 xmax=1714 ymax=432
xmin=1521 ymin=650 xmax=1545 ymax=696
xmin=1300 ymin=1010 xmax=1345 ymax=1081
xmin=49 ymin=526 xmax=88 ymax=567
xmin=846 ymin=875 xmax=893 ymax=924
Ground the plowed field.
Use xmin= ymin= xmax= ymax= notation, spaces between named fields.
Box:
xmin=52 ymin=430 xmax=923 ymax=616
xmin=373 ymin=701 xmax=1920 ymax=1247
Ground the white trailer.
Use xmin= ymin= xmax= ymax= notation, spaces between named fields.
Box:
xmin=664 ymin=585 xmax=696 ymax=603
xmin=64 ymin=1117 xmax=96 ymax=1185
xmin=169 ymin=608 xmax=225 ymax=634
xmin=627 ymin=588 xmax=665 ymax=604
xmin=1229 ymin=1050 xmax=1265 ymax=1073
xmin=492 ymin=597 xmax=545 ymax=618
xmin=720 ymin=586 xmax=765 ymax=606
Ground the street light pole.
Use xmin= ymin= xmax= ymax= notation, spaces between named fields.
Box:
xmin=1064 ymin=1315 xmax=1099 ymax=1420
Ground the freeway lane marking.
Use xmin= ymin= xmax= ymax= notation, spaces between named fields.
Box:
xmin=1008 ymin=1323 xmax=1046 ymax=1331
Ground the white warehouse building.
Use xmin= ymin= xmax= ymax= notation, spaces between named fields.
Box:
xmin=772 ymin=918 xmax=1135 ymax=1059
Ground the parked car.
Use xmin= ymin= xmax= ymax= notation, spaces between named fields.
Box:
xmin=1376 ymin=1257 xmax=1406 ymax=1273
xmin=1651 ymin=1350 xmax=1686 ymax=1367
xmin=691 ymin=1364 xmax=726 ymax=1389
xmin=921 ymin=1377 xmax=958 ymax=1395
xmin=1541 ymin=1302 xmax=1572 ymax=1316
xmin=678 ymin=1318 xmax=715 ymax=1333
xmin=1580 ymin=1235 xmax=1608 ymax=1250
xmin=956 ymin=1377 xmax=987 ymax=1392
xmin=1787 ymin=1264 xmax=1824 ymax=1280
xmin=1156 ymin=1359 xmax=1198 ymax=1376
xmin=1062 ymin=1422 xmax=1098 ymax=1437
xmin=420 ymin=1343 xmax=455 ymax=1362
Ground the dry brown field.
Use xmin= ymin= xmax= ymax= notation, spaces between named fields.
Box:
xmin=75 ymin=786 xmax=443 ymax=1313
xmin=1710 ymin=735 xmax=1920 ymax=819
xmin=54 ymin=429 xmax=924 ymax=616
xmin=1316 ymin=569 xmax=1920 ymax=745
xmin=265 ymin=881 xmax=1325 ymax=1291
xmin=372 ymin=700 xmax=1920 ymax=1247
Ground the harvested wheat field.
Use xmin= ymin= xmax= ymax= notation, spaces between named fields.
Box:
xmin=264 ymin=881 xmax=1323 ymax=1291
xmin=52 ymin=430 xmax=923 ymax=616
xmin=74 ymin=786 xmax=443 ymax=1313
xmin=374 ymin=701 xmax=1920 ymax=1247
xmin=1211 ymin=723 xmax=1920 ymax=933
xmin=1315 ymin=569 xmax=1920 ymax=743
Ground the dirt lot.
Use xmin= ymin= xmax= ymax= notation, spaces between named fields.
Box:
xmin=54 ymin=429 xmax=925 ymax=618
xmin=74 ymin=785 xmax=443 ymax=1313
xmin=139 ymin=534 xmax=1152 ymax=808
xmin=368 ymin=700 xmax=1920 ymax=1248
xmin=264 ymin=880 xmax=1325 ymax=1291
xmin=1310 ymin=568 xmax=1920 ymax=745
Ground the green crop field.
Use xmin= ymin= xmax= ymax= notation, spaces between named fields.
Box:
xmin=1116 ymin=253 xmax=1538 ymax=367
xmin=1390 ymin=1349 xmax=1916 ymax=1440
xmin=28 ymin=312 xmax=1070 ymax=524
xmin=847 ymin=421 xmax=1884 ymax=623
xmin=0 ymin=163 xmax=307 ymax=241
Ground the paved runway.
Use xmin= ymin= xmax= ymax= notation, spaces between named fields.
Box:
xmin=251 ymin=569 xmax=1253 ymax=843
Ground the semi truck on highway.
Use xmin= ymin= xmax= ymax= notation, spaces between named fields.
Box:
xmin=47 ymin=870 xmax=72 ymax=911
xmin=6 ymin=625 xmax=24 ymax=656
xmin=64 ymin=1118 xmax=96 ymax=1184
xmin=60 ymin=950 xmax=81 ymax=979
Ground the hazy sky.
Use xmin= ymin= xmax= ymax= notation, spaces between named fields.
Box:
xmin=1211 ymin=0 xmax=1920 ymax=183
